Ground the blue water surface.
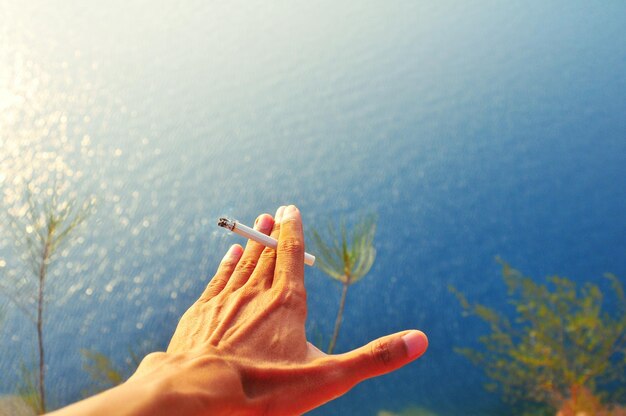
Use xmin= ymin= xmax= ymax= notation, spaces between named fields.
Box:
xmin=0 ymin=1 xmax=625 ymax=415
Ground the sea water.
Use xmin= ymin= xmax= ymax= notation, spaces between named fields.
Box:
xmin=0 ymin=1 xmax=624 ymax=414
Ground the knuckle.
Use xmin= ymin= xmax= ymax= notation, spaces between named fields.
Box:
xmin=370 ymin=339 xmax=392 ymax=366
xmin=210 ymin=276 xmax=228 ymax=288
xmin=220 ymin=258 xmax=239 ymax=270
xmin=237 ymin=286 xmax=257 ymax=303
xmin=278 ymin=236 xmax=304 ymax=256
xmin=198 ymin=290 xmax=215 ymax=303
xmin=274 ymin=284 xmax=307 ymax=309
xmin=259 ymin=247 xmax=276 ymax=262
xmin=198 ymin=278 xmax=227 ymax=302
xmin=236 ymin=258 xmax=258 ymax=274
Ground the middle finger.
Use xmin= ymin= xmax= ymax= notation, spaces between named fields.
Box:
xmin=247 ymin=205 xmax=285 ymax=289
xmin=224 ymin=213 xmax=274 ymax=292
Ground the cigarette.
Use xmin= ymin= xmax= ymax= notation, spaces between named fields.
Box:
xmin=217 ymin=217 xmax=316 ymax=266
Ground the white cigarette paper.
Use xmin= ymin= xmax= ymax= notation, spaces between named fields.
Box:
xmin=217 ymin=217 xmax=316 ymax=266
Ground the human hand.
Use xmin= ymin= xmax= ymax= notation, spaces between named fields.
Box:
xmin=130 ymin=205 xmax=428 ymax=415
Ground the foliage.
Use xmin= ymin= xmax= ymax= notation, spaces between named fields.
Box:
xmin=16 ymin=363 xmax=42 ymax=415
xmin=377 ymin=406 xmax=440 ymax=416
xmin=310 ymin=214 xmax=377 ymax=285
xmin=0 ymin=186 xmax=93 ymax=413
xmin=80 ymin=350 xmax=125 ymax=392
xmin=80 ymin=343 xmax=153 ymax=396
xmin=450 ymin=259 xmax=626 ymax=413
xmin=310 ymin=214 xmax=377 ymax=353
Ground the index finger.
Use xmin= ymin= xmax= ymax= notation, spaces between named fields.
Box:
xmin=274 ymin=205 xmax=305 ymax=294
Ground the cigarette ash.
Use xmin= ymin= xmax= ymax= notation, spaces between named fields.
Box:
xmin=217 ymin=217 xmax=236 ymax=231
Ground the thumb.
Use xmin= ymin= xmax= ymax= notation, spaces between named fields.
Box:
xmin=240 ymin=331 xmax=427 ymax=415
xmin=337 ymin=330 xmax=428 ymax=383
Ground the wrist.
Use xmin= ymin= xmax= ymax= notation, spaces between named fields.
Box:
xmin=124 ymin=352 xmax=206 ymax=416
xmin=127 ymin=351 xmax=246 ymax=416
xmin=48 ymin=352 xmax=203 ymax=416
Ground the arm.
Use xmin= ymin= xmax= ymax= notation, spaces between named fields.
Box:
xmin=50 ymin=205 xmax=428 ymax=416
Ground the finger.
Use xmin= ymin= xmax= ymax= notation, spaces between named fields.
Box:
xmin=241 ymin=331 xmax=426 ymax=415
xmin=200 ymin=244 xmax=243 ymax=301
xmin=335 ymin=330 xmax=428 ymax=386
xmin=248 ymin=206 xmax=285 ymax=289
xmin=273 ymin=205 xmax=305 ymax=296
xmin=224 ymin=213 xmax=274 ymax=292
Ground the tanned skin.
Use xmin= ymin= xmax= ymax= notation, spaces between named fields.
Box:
xmin=50 ymin=205 xmax=428 ymax=416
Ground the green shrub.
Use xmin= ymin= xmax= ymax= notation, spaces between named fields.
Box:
xmin=450 ymin=259 xmax=626 ymax=413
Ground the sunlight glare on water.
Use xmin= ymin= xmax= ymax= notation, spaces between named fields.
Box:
xmin=0 ymin=1 xmax=625 ymax=415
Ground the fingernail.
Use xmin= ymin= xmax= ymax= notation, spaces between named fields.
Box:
xmin=255 ymin=215 xmax=273 ymax=233
xmin=275 ymin=206 xmax=285 ymax=224
xmin=283 ymin=205 xmax=298 ymax=220
xmin=402 ymin=331 xmax=428 ymax=359
xmin=224 ymin=244 xmax=243 ymax=261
